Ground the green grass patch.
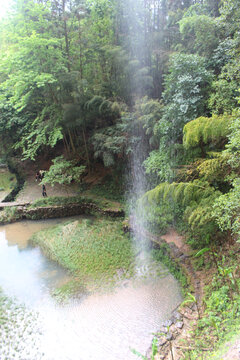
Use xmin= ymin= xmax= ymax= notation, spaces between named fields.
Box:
xmin=0 ymin=206 xmax=21 ymax=223
xmin=181 ymin=250 xmax=240 ymax=359
xmin=30 ymin=218 xmax=135 ymax=291
xmin=85 ymin=174 xmax=124 ymax=203
xmin=52 ymin=278 xmax=89 ymax=302
xmin=151 ymin=243 xmax=189 ymax=294
xmin=30 ymin=195 xmax=123 ymax=212
xmin=0 ymin=170 xmax=16 ymax=194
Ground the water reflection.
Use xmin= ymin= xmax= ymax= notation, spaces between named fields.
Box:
xmin=0 ymin=219 xmax=182 ymax=360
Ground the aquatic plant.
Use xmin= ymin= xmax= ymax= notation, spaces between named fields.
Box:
xmin=30 ymin=218 xmax=136 ymax=291
xmin=0 ymin=288 xmax=42 ymax=359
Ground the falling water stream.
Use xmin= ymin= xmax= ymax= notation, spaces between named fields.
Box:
xmin=0 ymin=217 xmax=182 ymax=360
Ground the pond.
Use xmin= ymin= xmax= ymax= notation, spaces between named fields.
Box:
xmin=0 ymin=218 xmax=182 ymax=360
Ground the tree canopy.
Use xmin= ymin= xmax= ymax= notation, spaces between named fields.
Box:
xmin=0 ymin=0 xmax=240 ymax=244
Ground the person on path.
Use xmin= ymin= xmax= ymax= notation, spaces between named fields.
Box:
xmin=42 ymin=184 xmax=47 ymax=197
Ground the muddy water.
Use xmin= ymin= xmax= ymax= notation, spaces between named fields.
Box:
xmin=0 ymin=218 xmax=182 ymax=360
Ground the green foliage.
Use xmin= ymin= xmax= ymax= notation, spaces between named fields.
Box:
xmin=88 ymin=174 xmax=124 ymax=202
xmin=30 ymin=194 xmax=121 ymax=212
xmin=143 ymin=149 xmax=173 ymax=184
xmin=183 ymin=114 xmax=233 ymax=150
xmin=30 ymin=218 xmax=135 ymax=288
xmin=219 ymin=0 xmax=240 ymax=36
xmin=209 ymin=78 xmax=239 ymax=115
xmin=0 ymin=170 xmax=16 ymax=195
xmin=0 ymin=207 xmax=21 ymax=223
xmin=197 ymin=154 xmax=231 ymax=184
xmin=91 ymin=122 xmax=128 ymax=167
xmin=225 ymin=115 xmax=240 ymax=169
xmin=162 ymin=53 xmax=213 ymax=140
xmin=181 ymin=292 xmax=200 ymax=318
xmin=179 ymin=14 xmax=220 ymax=57
xmin=85 ymin=96 xmax=121 ymax=127
xmin=141 ymin=181 xmax=221 ymax=247
xmin=42 ymin=156 xmax=86 ymax=187
xmin=212 ymin=112 xmax=240 ymax=240
xmin=129 ymin=97 xmax=172 ymax=185
xmin=213 ymin=178 xmax=240 ymax=237
xmin=186 ymin=253 xmax=240 ymax=359
xmin=133 ymin=97 xmax=164 ymax=148
xmin=15 ymin=106 xmax=63 ymax=160
xmin=31 ymin=195 xmax=92 ymax=208
xmin=143 ymin=181 xmax=217 ymax=208
xmin=131 ymin=337 xmax=158 ymax=360
xmin=151 ymin=244 xmax=188 ymax=290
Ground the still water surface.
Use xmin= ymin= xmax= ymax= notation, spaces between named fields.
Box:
xmin=0 ymin=218 xmax=182 ymax=360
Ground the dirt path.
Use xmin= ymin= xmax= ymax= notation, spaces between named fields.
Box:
xmin=15 ymin=171 xmax=79 ymax=204
xmin=161 ymin=228 xmax=189 ymax=253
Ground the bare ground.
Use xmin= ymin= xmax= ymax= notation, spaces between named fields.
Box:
xmin=15 ymin=171 xmax=79 ymax=204
xmin=220 ymin=337 xmax=240 ymax=360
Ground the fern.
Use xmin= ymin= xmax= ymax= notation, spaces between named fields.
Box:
xmin=140 ymin=181 xmax=221 ymax=246
xmin=197 ymin=154 xmax=231 ymax=182
xmin=143 ymin=180 xmax=215 ymax=207
xmin=183 ymin=114 xmax=234 ymax=150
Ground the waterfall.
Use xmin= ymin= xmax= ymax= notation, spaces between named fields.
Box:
xmin=128 ymin=121 xmax=149 ymax=250
xmin=123 ymin=0 xmax=152 ymax=253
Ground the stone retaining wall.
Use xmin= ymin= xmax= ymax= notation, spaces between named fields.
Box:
xmin=17 ymin=202 xmax=124 ymax=220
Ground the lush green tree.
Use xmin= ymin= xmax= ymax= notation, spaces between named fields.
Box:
xmin=179 ymin=14 xmax=220 ymax=57
xmin=162 ymin=53 xmax=213 ymax=141
xmin=219 ymin=0 xmax=240 ymax=37
xmin=91 ymin=120 xmax=128 ymax=167
xmin=42 ymin=155 xmax=86 ymax=186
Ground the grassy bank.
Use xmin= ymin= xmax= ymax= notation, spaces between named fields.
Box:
xmin=0 ymin=169 xmax=17 ymax=201
xmin=30 ymin=195 xmax=123 ymax=212
xmin=180 ymin=242 xmax=240 ymax=359
xmin=0 ymin=206 xmax=21 ymax=223
xmin=30 ymin=218 xmax=136 ymax=296
xmin=151 ymin=243 xmax=189 ymax=294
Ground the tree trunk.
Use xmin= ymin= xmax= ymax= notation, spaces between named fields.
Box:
xmin=68 ymin=128 xmax=76 ymax=154
xmin=82 ymin=127 xmax=91 ymax=173
xmin=63 ymin=133 xmax=70 ymax=155
xmin=62 ymin=0 xmax=71 ymax=72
